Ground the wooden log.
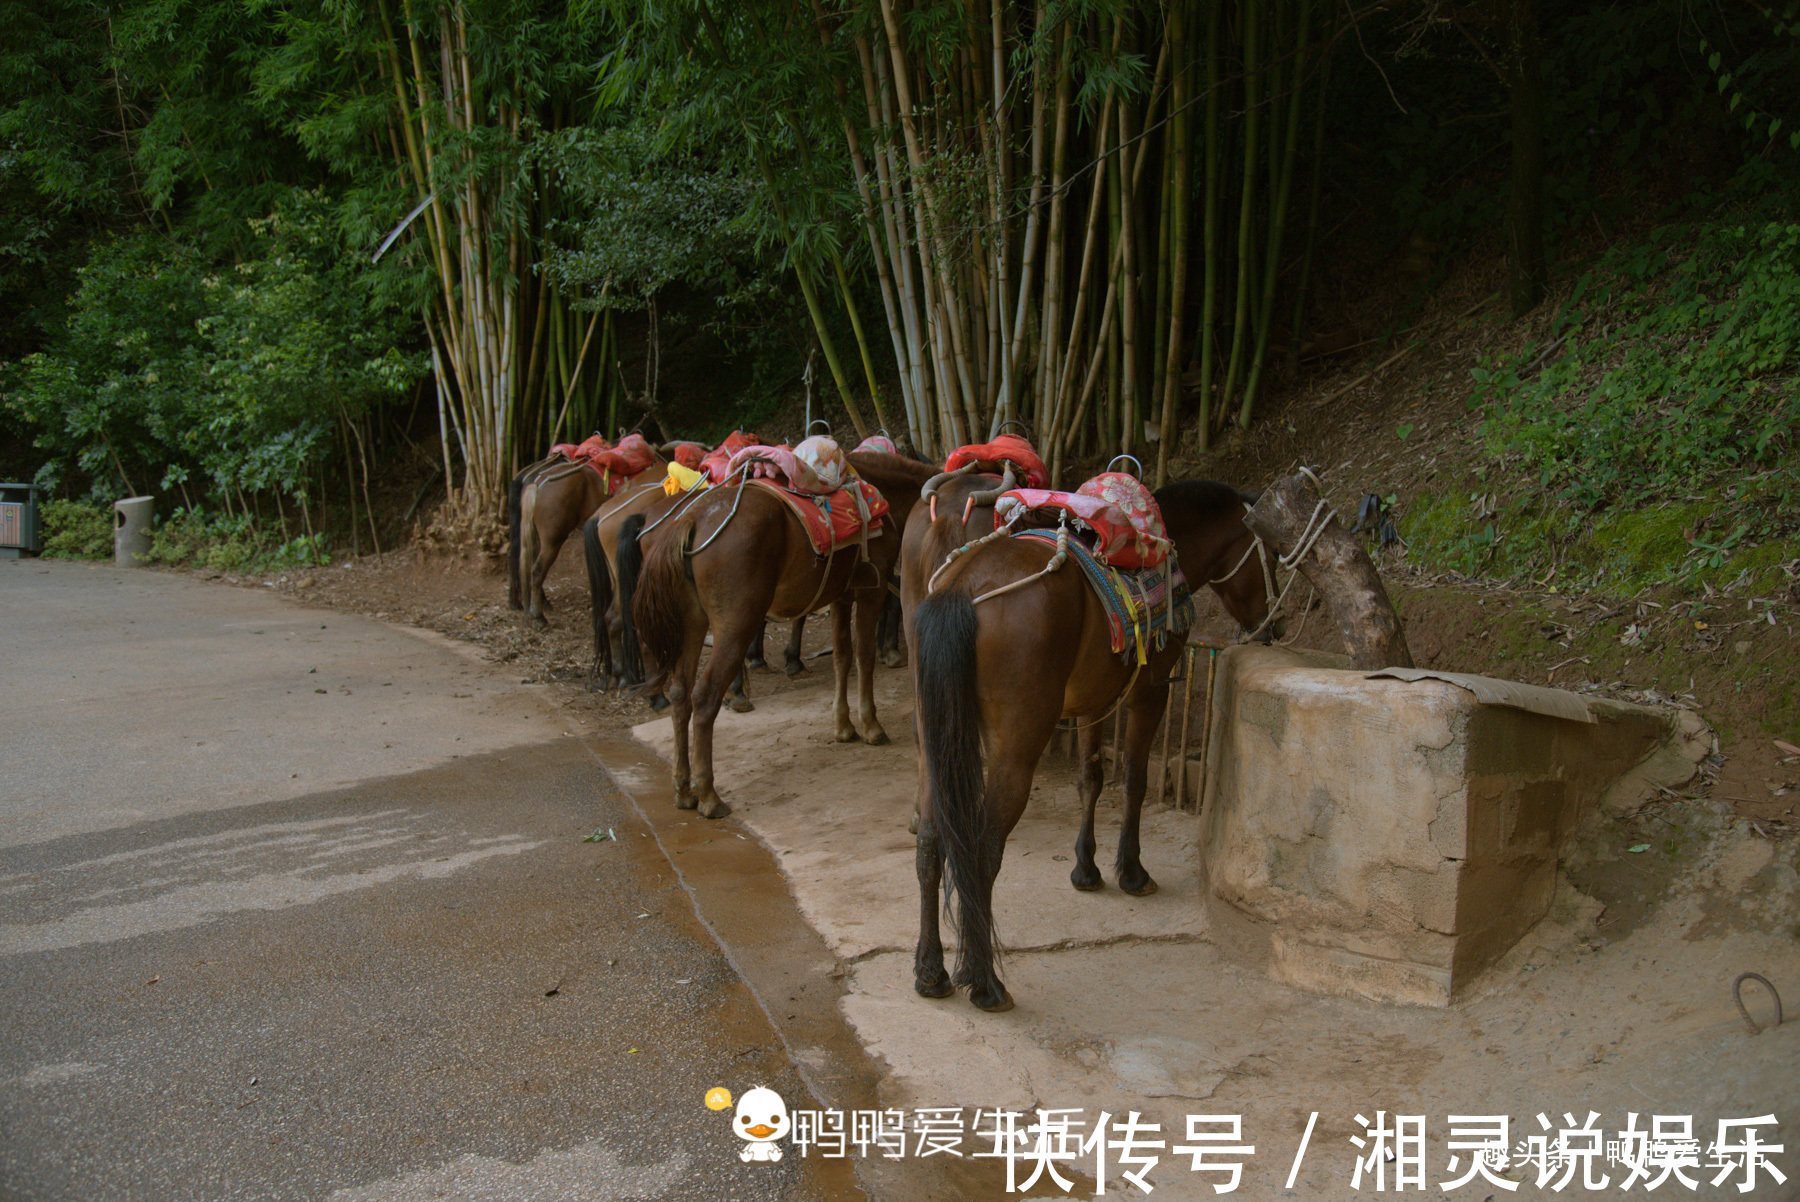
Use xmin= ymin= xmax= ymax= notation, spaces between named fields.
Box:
xmin=1244 ymin=469 xmax=1415 ymax=670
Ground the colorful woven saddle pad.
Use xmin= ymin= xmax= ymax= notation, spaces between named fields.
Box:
xmin=943 ymin=434 xmax=1049 ymax=488
xmin=751 ymin=478 xmax=890 ymax=557
xmin=1016 ymin=530 xmax=1194 ymax=662
xmin=994 ymin=471 xmax=1172 ymax=569
xmin=852 ymin=433 xmax=899 ymax=455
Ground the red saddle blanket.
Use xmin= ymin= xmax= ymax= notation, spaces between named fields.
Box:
xmin=993 ymin=471 xmax=1171 ymax=569
xmin=550 ymin=432 xmax=658 ymax=487
xmin=667 ymin=441 xmax=706 ymax=469
xmin=943 ymin=434 xmax=1049 ymax=489
xmin=852 ymin=433 xmax=898 ymax=455
xmin=750 ymin=477 xmax=890 ymax=557
xmin=701 ymin=431 xmax=762 ymax=483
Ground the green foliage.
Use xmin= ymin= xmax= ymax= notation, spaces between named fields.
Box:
xmin=1478 ymin=216 xmax=1800 ymax=515
xmin=39 ymin=499 xmax=112 ymax=559
xmin=145 ymin=507 xmax=330 ymax=571
xmin=4 ymin=192 xmax=423 ymax=504
xmin=1396 ymin=204 xmax=1800 ymax=593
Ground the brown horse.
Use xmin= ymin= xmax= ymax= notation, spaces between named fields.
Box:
xmin=905 ymin=477 xmax=1274 ymax=1012
xmin=515 ymin=455 xmax=665 ymax=625
xmin=583 ymin=484 xmax=807 ymax=695
xmin=631 ymin=451 xmax=935 ymax=818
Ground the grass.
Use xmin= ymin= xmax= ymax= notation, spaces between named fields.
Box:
xmin=1398 ymin=205 xmax=1800 ymax=600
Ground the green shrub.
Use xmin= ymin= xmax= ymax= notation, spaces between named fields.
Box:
xmin=143 ymin=508 xmax=330 ymax=572
xmin=40 ymin=500 xmax=112 ymax=559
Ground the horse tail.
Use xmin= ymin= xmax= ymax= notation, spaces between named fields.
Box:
xmin=630 ymin=514 xmax=693 ymax=693
xmin=506 ymin=467 xmax=530 ymax=609
xmin=615 ymin=512 xmax=649 ymax=687
xmin=912 ymin=587 xmax=997 ymax=984
xmin=582 ymin=510 xmax=612 ymax=683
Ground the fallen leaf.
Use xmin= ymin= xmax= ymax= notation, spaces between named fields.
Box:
xmin=1775 ymin=739 xmax=1800 ymax=756
xmin=1627 ymin=843 xmax=1651 ymax=853
xmin=146 ymin=976 xmax=159 ymax=985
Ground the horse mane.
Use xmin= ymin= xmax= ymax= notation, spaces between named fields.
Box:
xmin=1152 ymin=477 xmax=1257 ymax=520
xmin=848 ymin=450 xmax=937 ymax=491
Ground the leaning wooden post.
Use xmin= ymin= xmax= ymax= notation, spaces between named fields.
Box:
xmin=1193 ymin=647 xmax=1217 ymax=814
xmin=1157 ymin=674 xmax=1176 ymax=806
xmin=1243 ymin=468 xmax=1415 ymax=670
xmin=1175 ymin=642 xmax=1197 ymax=808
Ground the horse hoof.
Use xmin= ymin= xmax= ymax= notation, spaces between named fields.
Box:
xmin=864 ymin=729 xmax=890 ymax=747
xmin=698 ymin=796 xmax=732 ymax=819
xmin=729 ymin=697 xmax=755 ymax=714
xmin=970 ymin=986 xmax=1014 ymax=1013
xmin=1119 ymin=873 xmax=1159 ymax=897
xmin=880 ymin=651 xmax=906 ymax=669
xmin=785 ymin=661 xmax=806 ymax=678
xmin=915 ymin=974 xmax=954 ymax=999
xmin=834 ymin=728 xmax=860 ymax=744
xmin=908 ymin=812 xmax=919 ymax=835
xmin=650 ymin=695 xmax=671 ymax=712
xmin=1070 ymin=868 xmax=1104 ymax=892
xmin=675 ymin=792 xmax=698 ymax=811
xmin=746 ymin=657 xmax=768 ymax=672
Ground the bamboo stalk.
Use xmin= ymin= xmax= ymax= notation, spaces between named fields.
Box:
xmin=1241 ymin=0 xmax=1314 ymax=427
xmin=1155 ymin=0 xmax=1193 ymax=484
xmin=1220 ymin=0 xmax=1261 ymax=429
xmin=1196 ymin=0 xmax=1223 ymax=448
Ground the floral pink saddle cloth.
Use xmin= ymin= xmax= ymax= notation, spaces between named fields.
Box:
xmin=992 ymin=471 xmax=1172 ymax=569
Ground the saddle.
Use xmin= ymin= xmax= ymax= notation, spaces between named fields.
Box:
xmin=1016 ymin=529 xmax=1195 ymax=663
xmin=943 ymin=434 xmax=1048 ymax=488
xmin=994 ymin=471 xmax=1172 ymax=569
xmin=700 ymin=430 xmax=761 ymax=483
xmin=548 ymin=432 xmax=658 ymax=494
xmin=852 ymin=433 xmax=899 ymax=455
xmin=729 ymin=436 xmax=889 ymax=557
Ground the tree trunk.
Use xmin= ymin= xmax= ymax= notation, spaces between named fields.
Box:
xmin=1243 ymin=470 xmax=1414 ymax=671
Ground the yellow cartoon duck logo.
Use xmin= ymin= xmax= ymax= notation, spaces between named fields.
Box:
xmin=732 ymin=1085 xmax=791 ymax=1162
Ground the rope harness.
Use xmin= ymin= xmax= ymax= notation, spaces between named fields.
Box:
xmin=1206 ymin=466 xmax=1335 ymax=646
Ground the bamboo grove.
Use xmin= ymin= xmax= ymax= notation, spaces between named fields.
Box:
xmin=265 ymin=0 xmax=635 ymax=520
xmin=656 ymin=0 xmax=1354 ymax=486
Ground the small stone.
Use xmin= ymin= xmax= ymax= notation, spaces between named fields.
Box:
xmin=1734 ymin=640 xmax=1753 ymax=655
xmin=297 ymin=576 xmax=317 ymax=589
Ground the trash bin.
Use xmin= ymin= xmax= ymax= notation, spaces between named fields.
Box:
xmin=113 ymin=496 xmax=155 ymax=566
xmin=0 ymin=482 xmax=41 ymax=558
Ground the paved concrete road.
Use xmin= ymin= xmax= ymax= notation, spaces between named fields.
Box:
xmin=0 ymin=561 xmax=854 ymax=1201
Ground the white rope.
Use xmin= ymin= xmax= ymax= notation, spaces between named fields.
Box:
xmin=1236 ymin=470 xmax=1336 ymax=644
xmin=927 ymin=514 xmax=1020 ymax=595
xmin=971 ymin=520 xmax=1069 ymax=604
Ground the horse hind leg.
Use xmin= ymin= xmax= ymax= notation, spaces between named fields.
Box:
xmin=728 ymin=664 xmax=754 ymax=714
xmin=831 ymin=601 xmax=858 ymax=743
xmin=1070 ymin=718 xmax=1106 ymax=891
xmin=1113 ymin=681 xmax=1170 ymax=897
xmin=912 ymin=810 xmax=953 ymax=998
xmin=784 ymin=616 xmax=807 ymax=676
xmin=878 ymin=585 xmax=906 ymax=668
xmin=852 ymin=591 xmax=888 ymax=745
xmin=745 ymin=622 xmax=769 ymax=671
xmin=688 ymin=617 xmax=762 ymax=819
xmin=666 ymin=614 xmax=707 ymax=810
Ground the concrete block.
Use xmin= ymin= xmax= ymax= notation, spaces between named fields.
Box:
xmin=1198 ymin=645 xmax=1703 ymax=1006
